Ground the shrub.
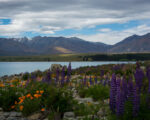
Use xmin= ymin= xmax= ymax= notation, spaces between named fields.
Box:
xmin=78 ymin=85 xmax=110 ymax=101
xmin=0 ymin=86 xmax=21 ymax=111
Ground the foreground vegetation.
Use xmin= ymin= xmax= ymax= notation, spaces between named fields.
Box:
xmin=1 ymin=53 xmax=150 ymax=61
xmin=1 ymin=61 xmax=150 ymax=119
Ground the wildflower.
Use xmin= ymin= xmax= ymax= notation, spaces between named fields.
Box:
xmin=26 ymin=93 xmax=31 ymax=98
xmin=18 ymin=99 xmax=24 ymax=104
xmin=0 ymin=83 xmax=5 ymax=87
xmin=110 ymin=74 xmax=117 ymax=113
xmin=61 ymin=67 xmax=65 ymax=86
xmin=11 ymin=105 xmax=15 ymax=109
xmin=36 ymin=90 xmax=40 ymax=94
xmin=34 ymin=94 xmax=41 ymax=98
xmin=22 ymin=96 xmax=26 ymax=100
xmin=66 ymin=62 xmax=71 ymax=83
xmin=134 ymin=68 xmax=144 ymax=93
xmin=15 ymin=101 xmax=18 ymax=104
xmin=41 ymin=108 xmax=45 ymax=112
xmin=19 ymin=105 xmax=24 ymax=111
xmin=94 ymin=76 xmax=97 ymax=84
xmin=56 ymin=68 xmax=60 ymax=84
xmin=30 ymin=96 xmax=33 ymax=100
xmin=133 ymin=85 xmax=140 ymax=117
xmin=89 ymin=76 xmax=93 ymax=85
xmin=116 ymin=86 xmax=124 ymax=116
xmin=10 ymin=84 xmax=14 ymax=87
xmin=146 ymin=67 xmax=150 ymax=93
xmin=40 ymin=90 xmax=44 ymax=94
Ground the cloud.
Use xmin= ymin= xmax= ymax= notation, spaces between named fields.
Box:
xmin=98 ymin=28 xmax=112 ymax=32
xmin=0 ymin=0 xmax=150 ymax=38
xmin=77 ymin=24 xmax=150 ymax=45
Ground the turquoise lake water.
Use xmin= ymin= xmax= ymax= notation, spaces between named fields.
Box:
xmin=0 ymin=61 xmax=135 ymax=76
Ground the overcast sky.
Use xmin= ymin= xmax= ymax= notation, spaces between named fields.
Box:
xmin=0 ymin=0 xmax=150 ymax=44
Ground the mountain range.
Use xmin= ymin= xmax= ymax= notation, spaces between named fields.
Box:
xmin=0 ymin=33 xmax=150 ymax=56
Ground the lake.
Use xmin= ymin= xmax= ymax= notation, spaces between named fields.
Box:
xmin=0 ymin=61 xmax=135 ymax=76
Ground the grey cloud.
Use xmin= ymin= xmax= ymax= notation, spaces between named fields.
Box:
xmin=0 ymin=0 xmax=150 ymax=37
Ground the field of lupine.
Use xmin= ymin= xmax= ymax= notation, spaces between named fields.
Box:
xmin=0 ymin=61 xmax=150 ymax=120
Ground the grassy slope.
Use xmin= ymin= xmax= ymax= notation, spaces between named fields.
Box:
xmin=0 ymin=53 xmax=150 ymax=61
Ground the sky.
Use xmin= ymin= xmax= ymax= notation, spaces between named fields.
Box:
xmin=0 ymin=0 xmax=150 ymax=45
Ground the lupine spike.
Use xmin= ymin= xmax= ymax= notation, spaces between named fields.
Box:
xmin=146 ymin=67 xmax=150 ymax=93
xmin=89 ymin=75 xmax=93 ymax=85
xmin=110 ymin=74 xmax=117 ymax=112
xmin=132 ymin=84 xmax=140 ymax=117
xmin=45 ymin=70 xmax=51 ymax=84
xmin=56 ymin=68 xmax=59 ymax=84
xmin=66 ymin=62 xmax=71 ymax=83
xmin=116 ymin=86 xmax=124 ymax=116
xmin=134 ymin=67 xmax=144 ymax=93
xmin=61 ymin=67 xmax=65 ymax=86
xmin=94 ymin=76 xmax=97 ymax=84
xmin=84 ymin=75 xmax=87 ymax=86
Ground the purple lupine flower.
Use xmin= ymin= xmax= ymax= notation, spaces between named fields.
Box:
xmin=89 ymin=76 xmax=93 ymax=85
xmin=122 ymin=78 xmax=128 ymax=101
xmin=55 ymin=68 xmax=60 ymax=84
xmin=116 ymin=86 xmax=124 ymax=116
xmin=100 ymin=79 xmax=103 ymax=84
xmin=113 ymin=65 xmax=121 ymax=71
xmin=110 ymin=74 xmax=117 ymax=113
xmin=136 ymin=62 xmax=140 ymax=69
xmin=116 ymin=78 xmax=121 ymax=92
xmin=61 ymin=67 xmax=65 ymax=86
xmin=31 ymin=73 xmax=36 ymax=82
xmin=45 ymin=70 xmax=51 ymax=84
xmin=103 ymin=79 xmax=107 ymax=86
xmin=132 ymin=84 xmax=140 ymax=117
xmin=146 ymin=67 xmax=150 ymax=93
xmin=94 ymin=76 xmax=97 ymax=84
xmin=84 ymin=75 xmax=87 ymax=86
xmin=127 ymin=78 xmax=134 ymax=102
xmin=66 ymin=62 xmax=71 ymax=83
xmin=25 ymin=79 xmax=30 ymax=87
xmin=42 ymin=77 xmax=46 ymax=83
xmin=100 ymin=70 xmax=104 ymax=77
xmin=134 ymin=68 xmax=144 ymax=93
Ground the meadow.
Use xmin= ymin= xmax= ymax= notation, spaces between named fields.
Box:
xmin=0 ymin=61 xmax=150 ymax=120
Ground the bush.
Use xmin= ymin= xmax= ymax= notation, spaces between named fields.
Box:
xmin=0 ymin=86 xmax=21 ymax=111
xmin=78 ymin=85 xmax=110 ymax=101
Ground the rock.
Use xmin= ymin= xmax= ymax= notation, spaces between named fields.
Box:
xmin=15 ymin=112 xmax=22 ymax=117
xmin=64 ymin=112 xmax=75 ymax=118
xmin=27 ymin=113 xmax=41 ymax=120
xmin=0 ymin=108 xmax=3 ymax=112
xmin=7 ymin=117 xmax=18 ymax=120
xmin=75 ymin=97 xmax=93 ymax=104
xmin=43 ymin=118 xmax=48 ymax=120
xmin=76 ymin=116 xmax=84 ymax=120
xmin=51 ymin=64 xmax=62 ymax=71
xmin=10 ymin=112 xmax=18 ymax=117
xmin=0 ymin=111 xmax=3 ymax=116
xmin=104 ymin=99 xmax=109 ymax=105
xmin=4 ymin=112 xmax=10 ymax=118
xmin=0 ymin=116 xmax=5 ymax=120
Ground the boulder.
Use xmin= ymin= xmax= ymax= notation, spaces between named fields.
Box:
xmin=63 ymin=112 xmax=75 ymax=119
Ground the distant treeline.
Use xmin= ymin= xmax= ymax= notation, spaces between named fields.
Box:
xmin=84 ymin=53 xmax=150 ymax=61
xmin=0 ymin=53 xmax=150 ymax=61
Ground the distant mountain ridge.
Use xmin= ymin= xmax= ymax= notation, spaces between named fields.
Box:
xmin=0 ymin=36 xmax=110 ymax=56
xmin=110 ymin=33 xmax=150 ymax=53
xmin=0 ymin=33 xmax=150 ymax=56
